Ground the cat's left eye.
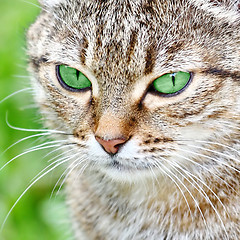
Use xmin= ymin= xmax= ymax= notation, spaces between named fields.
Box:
xmin=56 ymin=65 xmax=92 ymax=91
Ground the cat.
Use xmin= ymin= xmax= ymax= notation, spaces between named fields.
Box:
xmin=26 ymin=0 xmax=240 ymax=239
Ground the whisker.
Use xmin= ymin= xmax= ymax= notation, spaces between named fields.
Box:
xmin=0 ymin=156 xmax=69 ymax=234
xmin=148 ymin=164 xmax=160 ymax=192
xmin=156 ymin=159 xmax=209 ymax=226
xmin=21 ymin=0 xmax=44 ymax=10
xmin=55 ymin=158 xmax=88 ymax=197
xmin=1 ymin=132 xmax=51 ymax=156
xmin=5 ymin=112 xmax=70 ymax=135
xmin=175 ymin=145 xmax=240 ymax=174
xmin=71 ymin=159 xmax=90 ymax=187
xmin=0 ymin=142 xmax=68 ymax=172
xmin=153 ymin=160 xmax=194 ymax=222
xmin=165 ymin=159 xmax=228 ymax=238
xmin=51 ymin=158 xmax=79 ymax=198
xmin=5 ymin=116 xmax=67 ymax=134
xmin=20 ymin=103 xmax=39 ymax=110
xmin=181 ymin=166 xmax=228 ymax=215
xmin=0 ymin=88 xmax=32 ymax=104
xmin=31 ymin=151 xmax=77 ymax=183
xmin=28 ymin=140 xmax=69 ymax=151
xmin=49 ymin=150 xmax=82 ymax=193
xmin=168 ymin=148 xmax=236 ymax=193
xmin=193 ymin=140 xmax=239 ymax=155
xmin=45 ymin=144 xmax=77 ymax=161
xmin=30 ymin=134 xmax=55 ymax=148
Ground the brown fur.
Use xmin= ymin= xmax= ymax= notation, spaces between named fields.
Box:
xmin=27 ymin=0 xmax=240 ymax=239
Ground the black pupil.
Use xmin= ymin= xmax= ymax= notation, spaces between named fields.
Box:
xmin=172 ymin=75 xmax=176 ymax=86
xmin=76 ymin=70 xmax=80 ymax=79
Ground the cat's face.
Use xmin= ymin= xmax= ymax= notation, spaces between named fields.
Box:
xmin=27 ymin=0 xmax=240 ymax=181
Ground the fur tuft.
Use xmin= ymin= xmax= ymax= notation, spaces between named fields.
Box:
xmin=189 ymin=0 xmax=240 ymax=23
xmin=38 ymin=0 xmax=64 ymax=7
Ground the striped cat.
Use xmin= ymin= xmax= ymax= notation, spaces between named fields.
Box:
xmin=27 ymin=0 xmax=240 ymax=239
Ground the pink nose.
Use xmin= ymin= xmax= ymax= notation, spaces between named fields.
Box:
xmin=95 ymin=137 xmax=127 ymax=154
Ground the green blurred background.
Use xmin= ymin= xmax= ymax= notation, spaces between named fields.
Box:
xmin=0 ymin=1 xmax=72 ymax=239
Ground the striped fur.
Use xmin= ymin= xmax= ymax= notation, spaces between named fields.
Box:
xmin=27 ymin=0 xmax=240 ymax=239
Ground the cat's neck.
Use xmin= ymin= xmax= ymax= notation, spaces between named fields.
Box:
xmin=65 ymin=165 xmax=232 ymax=239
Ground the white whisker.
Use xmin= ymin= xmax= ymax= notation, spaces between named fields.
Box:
xmin=157 ymin=159 xmax=208 ymax=226
xmin=71 ymin=159 xmax=90 ymax=187
xmin=148 ymin=164 xmax=160 ymax=192
xmin=1 ymin=132 xmax=51 ymax=156
xmin=0 ymin=156 xmax=69 ymax=234
xmin=51 ymin=158 xmax=79 ymax=198
xmin=28 ymin=140 xmax=69 ymax=151
xmin=153 ymin=160 xmax=194 ymax=222
xmin=49 ymin=151 xmax=82 ymax=194
xmin=13 ymin=75 xmax=31 ymax=79
xmin=193 ymin=140 xmax=239 ymax=155
xmin=164 ymin=159 xmax=228 ymax=237
xmin=55 ymin=158 xmax=87 ymax=197
xmin=0 ymin=142 xmax=68 ymax=172
xmin=168 ymin=148 xmax=236 ymax=193
xmin=45 ymin=145 xmax=77 ymax=161
xmin=175 ymin=145 xmax=240 ymax=174
xmin=6 ymin=116 xmax=67 ymax=134
xmin=31 ymin=152 xmax=76 ymax=183
xmin=0 ymin=88 xmax=32 ymax=104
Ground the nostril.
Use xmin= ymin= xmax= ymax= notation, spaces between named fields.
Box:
xmin=95 ymin=136 xmax=127 ymax=155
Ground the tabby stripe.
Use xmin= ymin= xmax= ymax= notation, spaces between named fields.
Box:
xmin=80 ymin=37 xmax=89 ymax=65
xmin=126 ymin=30 xmax=138 ymax=63
xmin=96 ymin=23 xmax=103 ymax=49
xmin=203 ymin=68 xmax=240 ymax=82
xmin=144 ymin=43 xmax=157 ymax=74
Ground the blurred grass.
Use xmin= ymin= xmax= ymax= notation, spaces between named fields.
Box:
xmin=0 ymin=1 xmax=72 ymax=239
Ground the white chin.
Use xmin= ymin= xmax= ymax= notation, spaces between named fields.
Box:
xmin=97 ymin=162 xmax=156 ymax=183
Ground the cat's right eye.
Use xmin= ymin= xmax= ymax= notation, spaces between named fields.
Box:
xmin=152 ymin=71 xmax=191 ymax=96
xmin=56 ymin=65 xmax=92 ymax=91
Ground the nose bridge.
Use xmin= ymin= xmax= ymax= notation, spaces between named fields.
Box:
xmin=94 ymin=113 xmax=127 ymax=140
xmin=93 ymin=79 xmax=136 ymax=153
xmin=98 ymin=74 xmax=131 ymax=113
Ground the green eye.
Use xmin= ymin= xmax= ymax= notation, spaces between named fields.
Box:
xmin=57 ymin=65 xmax=91 ymax=91
xmin=153 ymin=71 xmax=191 ymax=95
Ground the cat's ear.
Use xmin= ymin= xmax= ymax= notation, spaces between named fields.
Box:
xmin=38 ymin=0 xmax=64 ymax=7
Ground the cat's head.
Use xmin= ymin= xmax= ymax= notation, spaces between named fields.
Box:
xmin=27 ymin=0 xmax=240 ymax=181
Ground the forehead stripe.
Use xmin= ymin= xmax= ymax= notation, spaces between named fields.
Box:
xmin=80 ymin=36 xmax=89 ymax=65
xmin=144 ymin=43 xmax=157 ymax=75
xmin=126 ymin=30 xmax=138 ymax=64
